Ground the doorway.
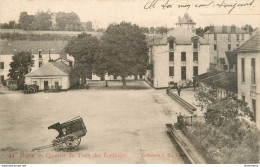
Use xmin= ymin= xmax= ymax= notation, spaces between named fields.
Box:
xmin=44 ymin=81 xmax=49 ymax=90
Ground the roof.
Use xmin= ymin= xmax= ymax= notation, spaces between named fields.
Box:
xmin=205 ymin=26 xmax=249 ymax=34
xmin=176 ymin=13 xmax=196 ymax=25
xmin=148 ymin=27 xmax=208 ymax=45
xmin=235 ymin=33 xmax=260 ymax=52
xmin=194 ymin=70 xmax=237 ymax=93
xmin=25 ymin=61 xmax=71 ymax=77
xmin=54 ymin=57 xmax=73 ymax=62
xmin=0 ymin=40 xmax=68 ymax=55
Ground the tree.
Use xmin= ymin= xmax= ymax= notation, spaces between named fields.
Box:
xmin=65 ymin=33 xmax=101 ymax=84
xmin=8 ymin=51 xmax=33 ymax=89
xmin=241 ymin=24 xmax=254 ymax=33
xmin=55 ymin=12 xmax=82 ymax=31
xmin=155 ymin=26 xmax=167 ymax=34
xmin=33 ymin=11 xmax=52 ymax=30
xmin=194 ymin=84 xmax=253 ymax=126
xmin=18 ymin=12 xmax=35 ymax=30
xmin=99 ymin=22 xmax=149 ymax=87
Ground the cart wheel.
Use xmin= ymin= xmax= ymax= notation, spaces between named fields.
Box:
xmin=64 ymin=135 xmax=81 ymax=149
xmin=28 ymin=87 xmax=35 ymax=93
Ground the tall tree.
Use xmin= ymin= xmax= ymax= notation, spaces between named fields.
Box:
xmin=99 ymin=22 xmax=149 ymax=87
xmin=33 ymin=11 xmax=52 ymax=30
xmin=18 ymin=12 xmax=35 ymax=30
xmin=8 ymin=51 xmax=33 ymax=89
xmin=55 ymin=12 xmax=82 ymax=31
xmin=65 ymin=33 xmax=101 ymax=84
xmin=241 ymin=24 xmax=254 ymax=33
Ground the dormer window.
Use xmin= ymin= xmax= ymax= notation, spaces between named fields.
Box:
xmin=192 ymin=37 xmax=199 ymax=49
xmin=168 ymin=37 xmax=175 ymax=50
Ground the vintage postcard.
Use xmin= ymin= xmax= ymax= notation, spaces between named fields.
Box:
xmin=0 ymin=0 xmax=259 ymax=165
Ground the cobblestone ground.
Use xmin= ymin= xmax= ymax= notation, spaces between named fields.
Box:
xmin=0 ymin=81 xmax=188 ymax=164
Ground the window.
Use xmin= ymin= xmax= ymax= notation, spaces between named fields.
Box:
xmin=251 ymin=58 xmax=256 ymax=84
xmin=223 ymin=65 xmax=228 ymax=71
xmin=39 ymin=50 xmax=42 ymax=59
xmin=214 ymin=34 xmax=217 ymax=40
xmin=220 ymin=58 xmax=225 ymax=64
xmin=242 ymin=34 xmax=244 ymax=40
xmin=169 ymin=52 xmax=174 ymax=61
xmin=0 ymin=62 xmax=4 ymax=69
xmin=236 ymin=34 xmax=239 ymax=41
xmin=169 ymin=39 xmax=174 ymax=49
xmin=39 ymin=61 xmax=43 ymax=67
xmin=236 ymin=44 xmax=239 ymax=47
xmin=69 ymin=62 xmax=72 ymax=67
xmin=0 ymin=75 xmax=4 ymax=82
xmin=193 ymin=38 xmax=198 ymax=49
xmin=242 ymin=95 xmax=245 ymax=103
xmin=214 ymin=44 xmax=217 ymax=51
xmin=181 ymin=52 xmax=186 ymax=61
xmin=193 ymin=52 xmax=198 ymax=62
xmin=193 ymin=66 xmax=198 ymax=76
xmin=169 ymin=67 xmax=174 ymax=76
xmin=181 ymin=66 xmax=186 ymax=80
xmin=31 ymin=55 xmax=34 ymax=58
xmin=228 ymin=34 xmax=231 ymax=41
xmin=252 ymin=99 xmax=256 ymax=122
xmin=228 ymin=44 xmax=231 ymax=51
xmin=241 ymin=58 xmax=245 ymax=82
xmin=31 ymin=60 xmax=35 ymax=67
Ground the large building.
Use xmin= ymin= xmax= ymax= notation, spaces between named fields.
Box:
xmin=146 ymin=14 xmax=210 ymax=88
xmin=204 ymin=26 xmax=251 ymax=70
xmin=0 ymin=40 xmax=74 ymax=84
xmin=236 ymin=33 xmax=260 ymax=128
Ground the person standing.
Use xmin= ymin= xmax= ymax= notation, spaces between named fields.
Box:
xmin=177 ymin=86 xmax=181 ymax=96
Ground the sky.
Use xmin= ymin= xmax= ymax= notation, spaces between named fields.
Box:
xmin=0 ymin=0 xmax=260 ymax=29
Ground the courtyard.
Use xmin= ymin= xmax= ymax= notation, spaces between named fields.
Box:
xmin=0 ymin=81 xmax=191 ymax=164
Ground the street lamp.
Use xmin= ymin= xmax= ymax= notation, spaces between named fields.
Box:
xmin=48 ymin=49 xmax=55 ymax=62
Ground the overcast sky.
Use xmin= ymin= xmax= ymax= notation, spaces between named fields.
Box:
xmin=0 ymin=0 xmax=260 ymax=29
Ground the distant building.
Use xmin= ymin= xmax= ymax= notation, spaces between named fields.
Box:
xmin=236 ymin=33 xmax=260 ymax=128
xmin=204 ymin=25 xmax=251 ymax=70
xmin=146 ymin=14 xmax=210 ymax=88
xmin=25 ymin=58 xmax=75 ymax=90
xmin=176 ymin=13 xmax=196 ymax=32
xmin=0 ymin=40 xmax=74 ymax=85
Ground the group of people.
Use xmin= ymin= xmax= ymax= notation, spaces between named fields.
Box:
xmin=170 ymin=80 xmax=198 ymax=96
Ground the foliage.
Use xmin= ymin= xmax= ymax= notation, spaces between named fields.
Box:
xmin=195 ymin=84 xmax=253 ymax=124
xmin=0 ymin=33 xmax=72 ymax=41
xmin=33 ymin=12 xmax=52 ymax=30
xmin=241 ymin=24 xmax=254 ymax=33
xmin=19 ymin=12 xmax=35 ymax=30
xmin=0 ymin=21 xmax=20 ymax=29
xmin=55 ymin=12 xmax=82 ymax=31
xmin=65 ymin=33 xmax=101 ymax=84
xmin=188 ymin=122 xmax=260 ymax=163
xmin=196 ymin=26 xmax=210 ymax=37
xmin=8 ymin=51 xmax=33 ymax=89
xmin=191 ymin=84 xmax=259 ymax=163
xmin=99 ymin=22 xmax=149 ymax=87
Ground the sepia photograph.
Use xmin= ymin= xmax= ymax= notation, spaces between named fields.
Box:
xmin=0 ymin=0 xmax=260 ymax=165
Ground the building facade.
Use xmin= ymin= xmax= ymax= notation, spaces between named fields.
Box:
xmin=0 ymin=40 xmax=74 ymax=84
xmin=236 ymin=33 xmax=260 ymax=129
xmin=204 ymin=26 xmax=251 ymax=70
xmin=146 ymin=14 xmax=210 ymax=88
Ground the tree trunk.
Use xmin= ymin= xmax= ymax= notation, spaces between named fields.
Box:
xmin=122 ymin=76 xmax=126 ymax=88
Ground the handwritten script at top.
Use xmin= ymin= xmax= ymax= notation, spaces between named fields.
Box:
xmin=144 ymin=0 xmax=255 ymax=14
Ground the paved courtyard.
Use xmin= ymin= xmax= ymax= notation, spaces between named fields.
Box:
xmin=0 ymin=81 xmax=190 ymax=164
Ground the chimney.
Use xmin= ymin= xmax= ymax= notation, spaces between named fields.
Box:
xmin=222 ymin=25 xmax=227 ymax=33
xmin=209 ymin=26 xmax=215 ymax=33
xmin=231 ymin=25 xmax=236 ymax=33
